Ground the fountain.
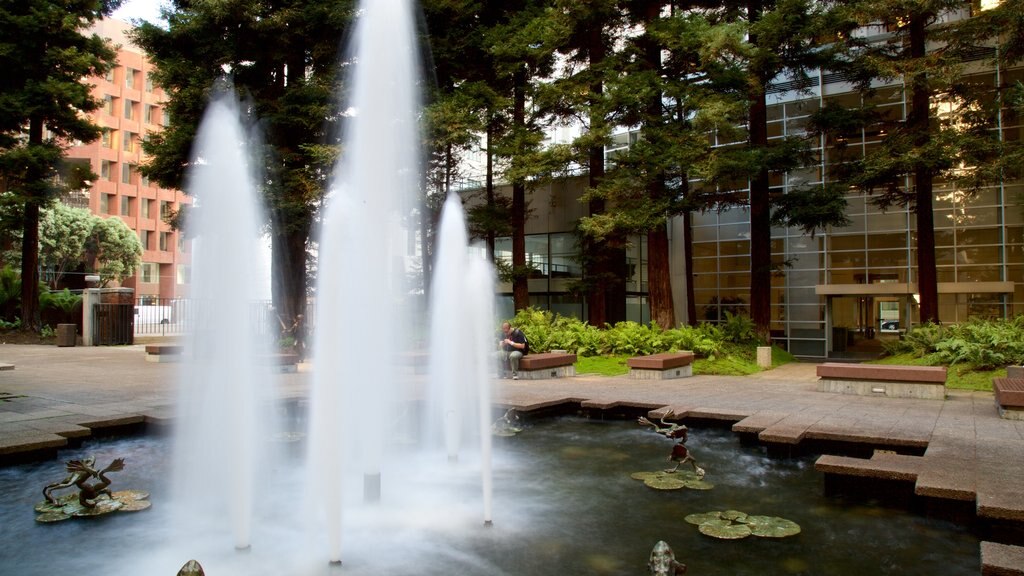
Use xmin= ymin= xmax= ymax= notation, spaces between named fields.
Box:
xmin=172 ymin=91 xmax=277 ymax=553
xmin=307 ymin=0 xmax=495 ymax=565
xmin=0 ymin=0 xmax=990 ymax=574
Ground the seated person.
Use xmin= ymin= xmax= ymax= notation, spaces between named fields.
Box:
xmin=497 ymin=322 xmax=528 ymax=379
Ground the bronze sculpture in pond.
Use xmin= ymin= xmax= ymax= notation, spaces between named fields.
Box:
xmin=648 ymin=540 xmax=687 ymax=575
xmin=43 ymin=456 xmax=125 ymax=508
xmin=36 ymin=455 xmax=149 ymax=522
xmin=638 ymin=412 xmax=705 ymax=478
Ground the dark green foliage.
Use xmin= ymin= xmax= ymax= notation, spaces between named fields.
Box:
xmin=40 ymin=288 xmax=82 ymax=315
xmin=721 ymin=311 xmax=760 ymax=345
xmin=0 ymin=265 xmax=21 ymax=321
xmin=0 ymin=0 xmax=119 ymax=331
xmin=506 ymin=307 xmax=729 ymax=358
xmin=881 ymin=318 xmax=1024 ymax=371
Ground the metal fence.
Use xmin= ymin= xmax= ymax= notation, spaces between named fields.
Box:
xmin=93 ymin=303 xmax=134 ymax=345
xmin=132 ymin=297 xmax=285 ymax=338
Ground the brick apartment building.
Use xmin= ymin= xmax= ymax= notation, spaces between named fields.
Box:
xmin=63 ymin=18 xmax=191 ymax=301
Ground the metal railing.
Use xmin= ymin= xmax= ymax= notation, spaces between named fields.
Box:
xmin=132 ymin=298 xmax=285 ymax=337
xmin=93 ymin=303 xmax=134 ymax=345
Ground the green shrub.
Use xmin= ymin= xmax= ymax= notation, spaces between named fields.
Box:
xmin=40 ymin=288 xmax=82 ymax=314
xmin=721 ymin=311 xmax=759 ymax=344
xmin=504 ymin=307 xmax=727 ymax=358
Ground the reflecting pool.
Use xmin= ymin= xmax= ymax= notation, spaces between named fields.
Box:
xmin=0 ymin=417 xmax=978 ymax=575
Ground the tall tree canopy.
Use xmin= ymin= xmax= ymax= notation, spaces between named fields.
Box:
xmin=813 ymin=0 xmax=1014 ymax=323
xmin=133 ymin=0 xmax=353 ymax=342
xmin=0 ymin=0 xmax=120 ymax=331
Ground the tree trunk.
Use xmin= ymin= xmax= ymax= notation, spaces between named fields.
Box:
xmin=20 ymin=202 xmax=41 ymax=332
xmin=270 ymin=218 xmax=309 ymax=355
xmin=648 ymin=224 xmax=675 ymax=328
xmin=583 ymin=21 xmax=625 ymax=326
xmin=511 ymin=66 xmax=529 ymax=312
xmin=638 ymin=0 xmax=675 ymax=328
xmin=485 ymin=120 xmax=496 ymax=260
xmin=909 ymin=15 xmax=939 ymax=323
xmin=19 ymin=117 xmax=44 ymax=332
xmin=747 ymin=0 xmax=772 ymax=342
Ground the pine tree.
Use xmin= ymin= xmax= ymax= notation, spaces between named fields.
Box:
xmin=133 ymin=0 xmax=353 ymax=344
xmin=815 ymin=0 xmax=1009 ymax=323
xmin=695 ymin=0 xmax=852 ymax=339
xmin=0 ymin=0 xmax=120 ymax=331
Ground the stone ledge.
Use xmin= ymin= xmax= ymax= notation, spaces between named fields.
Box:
xmin=815 ymin=452 xmax=923 ymax=482
xmin=0 ymin=433 xmax=67 ymax=455
xmin=732 ymin=411 xmax=787 ymax=435
xmin=981 ymin=541 xmax=1024 ymax=576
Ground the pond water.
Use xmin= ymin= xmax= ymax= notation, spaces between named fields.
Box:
xmin=0 ymin=417 xmax=978 ymax=575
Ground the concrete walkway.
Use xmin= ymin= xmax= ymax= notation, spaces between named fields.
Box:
xmin=1 ymin=343 xmax=1022 ymax=573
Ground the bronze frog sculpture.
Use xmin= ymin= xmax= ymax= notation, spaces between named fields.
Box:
xmin=43 ymin=456 xmax=125 ymax=508
xmin=638 ymin=412 xmax=705 ymax=478
xmin=648 ymin=540 xmax=687 ymax=575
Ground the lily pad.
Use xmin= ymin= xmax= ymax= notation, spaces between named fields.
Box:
xmin=36 ymin=511 xmax=71 ymax=523
xmin=684 ymin=511 xmax=723 ymax=525
xmin=699 ymin=521 xmax=752 ymax=540
xmin=632 ymin=470 xmax=714 ymax=491
xmin=744 ymin=515 xmax=801 ymax=538
xmin=687 ymin=509 xmax=801 ymax=540
xmin=644 ymin=474 xmax=688 ymax=490
xmin=112 ymin=490 xmax=149 ymax=501
xmin=36 ymin=488 xmax=151 ymax=522
xmin=681 ymin=478 xmax=715 ymax=490
xmin=72 ymin=498 xmax=122 ymax=516
xmin=721 ymin=510 xmax=748 ymax=521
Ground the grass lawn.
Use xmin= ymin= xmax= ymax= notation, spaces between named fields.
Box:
xmin=870 ymin=353 xmax=1000 ymax=391
xmin=574 ymin=345 xmax=797 ymax=377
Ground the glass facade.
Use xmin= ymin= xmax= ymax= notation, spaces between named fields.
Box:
xmin=688 ymin=68 xmax=1021 ymax=357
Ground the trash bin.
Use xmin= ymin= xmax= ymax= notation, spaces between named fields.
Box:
xmin=56 ymin=324 xmax=76 ymax=347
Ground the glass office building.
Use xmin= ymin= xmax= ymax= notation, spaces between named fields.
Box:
xmin=482 ymin=24 xmax=1023 ymax=359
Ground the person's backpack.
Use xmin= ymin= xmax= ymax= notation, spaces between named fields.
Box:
xmin=517 ymin=329 xmax=530 ymax=355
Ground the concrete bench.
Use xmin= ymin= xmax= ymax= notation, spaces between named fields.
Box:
xmin=145 ymin=344 xmax=184 ymax=363
xmin=517 ymin=352 xmax=576 ymax=380
xmin=992 ymin=377 xmax=1024 ymax=421
xmin=145 ymin=346 xmax=298 ymax=372
xmin=627 ymin=351 xmax=694 ymax=380
xmin=816 ymin=362 xmax=947 ymax=400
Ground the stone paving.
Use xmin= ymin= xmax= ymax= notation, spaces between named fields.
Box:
xmin=1 ymin=343 xmax=1023 ymax=574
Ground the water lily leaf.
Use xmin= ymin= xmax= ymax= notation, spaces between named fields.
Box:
xmin=112 ymin=490 xmax=149 ymax=501
xmin=721 ymin=510 xmax=748 ymax=521
xmin=631 ymin=471 xmax=661 ymax=481
xmin=645 ymin=474 xmax=687 ymax=490
xmin=699 ymin=522 xmax=752 ymax=539
xmin=71 ymin=498 xmax=122 ymax=517
xmin=685 ymin=511 xmax=723 ymax=525
xmin=681 ymin=478 xmax=715 ymax=490
xmin=36 ymin=511 xmax=71 ymax=523
xmin=117 ymin=499 xmax=152 ymax=512
xmin=745 ymin=515 xmax=801 ymax=538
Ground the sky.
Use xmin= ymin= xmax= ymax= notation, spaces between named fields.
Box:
xmin=111 ymin=0 xmax=166 ymax=25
